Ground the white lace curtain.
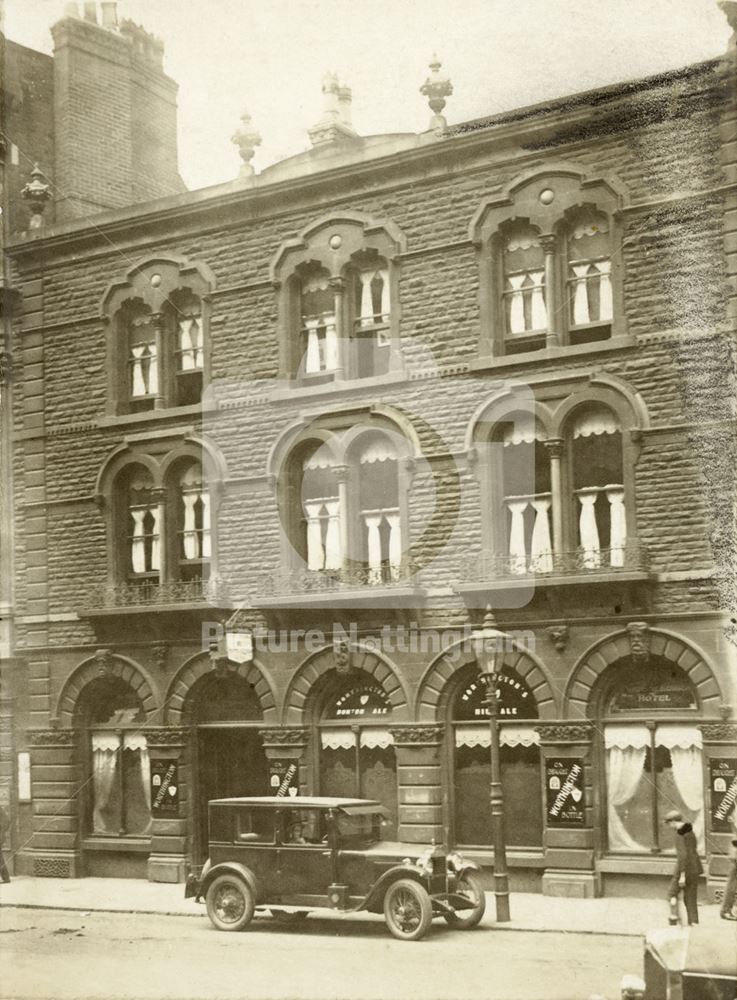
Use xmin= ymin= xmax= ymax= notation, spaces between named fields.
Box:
xmin=130 ymin=505 xmax=160 ymax=574
xmin=358 ymin=268 xmax=390 ymax=326
xmin=455 ymin=725 xmax=541 ymax=749
xmin=506 ymin=271 xmax=547 ymax=334
xmin=320 ymin=728 xmax=394 ymax=750
xmin=304 ymin=500 xmax=341 ymax=571
xmin=570 ymin=259 xmax=613 ymax=325
xmin=91 ymin=733 xmax=151 ymax=833
xmin=178 ymin=317 xmax=203 ymax=371
xmin=130 ymin=343 xmax=157 ymax=397
xmin=181 ymin=486 xmax=211 ymax=560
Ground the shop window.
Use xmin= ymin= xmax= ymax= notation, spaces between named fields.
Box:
xmin=451 ymin=666 xmax=542 ymax=849
xmin=318 ymin=675 xmax=397 ymax=836
xmin=605 ymin=725 xmax=704 ymax=854
xmin=86 ymin=680 xmax=151 ymax=838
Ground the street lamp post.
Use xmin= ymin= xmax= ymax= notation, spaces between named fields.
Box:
xmin=472 ymin=606 xmax=511 ymax=922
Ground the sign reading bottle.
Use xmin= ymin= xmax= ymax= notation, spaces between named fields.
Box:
xmin=150 ymin=759 xmax=179 ymax=816
xmin=545 ymin=758 xmax=585 ymax=827
xmin=709 ymin=758 xmax=737 ymax=832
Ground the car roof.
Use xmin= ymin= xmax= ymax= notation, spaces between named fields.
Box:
xmin=208 ymin=796 xmax=383 ymax=809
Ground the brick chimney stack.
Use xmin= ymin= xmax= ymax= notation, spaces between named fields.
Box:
xmin=51 ymin=2 xmax=184 ymax=222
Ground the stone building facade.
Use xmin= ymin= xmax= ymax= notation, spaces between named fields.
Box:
xmin=2 ymin=6 xmax=736 ymax=899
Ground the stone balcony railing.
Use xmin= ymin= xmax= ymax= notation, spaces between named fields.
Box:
xmin=82 ymin=578 xmax=230 ymax=611
xmin=459 ymin=542 xmax=650 ymax=585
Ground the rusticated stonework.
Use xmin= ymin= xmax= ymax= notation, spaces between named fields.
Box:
xmin=389 ymin=726 xmax=445 ymax=745
xmin=28 ymin=729 xmax=75 ymax=747
xmin=535 ymin=724 xmax=594 ymax=742
xmin=260 ymin=728 xmax=309 ymax=747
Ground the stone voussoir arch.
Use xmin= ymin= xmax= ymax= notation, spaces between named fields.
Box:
xmin=564 ymin=627 xmax=725 ymax=720
xmin=56 ymin=652 xmax=160 ymax=728
xmin=416 ymin=636 xmax=559 ymax=722
xmin=282 ymin=643 xmax=412 ymax=726
xmin=165 ymin=652 xmax=279 ymax=727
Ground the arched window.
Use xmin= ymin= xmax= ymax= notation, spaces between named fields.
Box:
xmin=599 ymin=657 xmax=703 ymax=855
xmin=299 ymin=266 xmax=337 ymax=377
xmin=82 ymin=676 xmax=151 ymax=839
xmin=565 ymin=207 xmax=613 ymax=343
xmin=451 ymin=663 xmax=542 ymax=848
xmin=168 ymin=289 xmax=204 ymax=406
xmin=121 ymin=300 xmax=157 ymax=412
xmin=347 ymin=253 xmax=391 ymax=378
xmin=301 ymin=445 xmax=341 ymax=572
xmin=317 ymin=673 xmax=397 ymax=836
xmin=175 ymin=463 xmax=211 ymax=582
xmin=501 ymin=221 xmax=547 ymax=352
xmin=119 ymin=466 xmax=160 ymax=586
xmin=357 ymin=434 xmax=402 ymax=584
xmin=497 ymin=416 xmax=552 ymax=575
xmin=568 ymin=405 xmax=625 ymax=569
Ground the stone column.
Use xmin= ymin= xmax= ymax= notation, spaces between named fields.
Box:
xmin=329 ymin=277 xmax=346 ymax=381
xmin=24 ymin=729 xmax=81 ymax=878
xmin=536 ymin=723 xmax=598 ymax=898
xmin=544 ymin=438 xmax=565 ymax=558
xmin=389 ymin=726 xmax=445 ymax=845
xmin=146 ymin=728 xmax=189 ymax=883
xmin=539 ymin=234 xmax=560 ymax=348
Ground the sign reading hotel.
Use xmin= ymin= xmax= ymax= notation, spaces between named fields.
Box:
xmin=545 ymin=758 xmax=586 ymax=827
xmin=709 ymin=758 xmax=737 ymax=832
xmin=150 ymin=759 xmax=179 ymax=816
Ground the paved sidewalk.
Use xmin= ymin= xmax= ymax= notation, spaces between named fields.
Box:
xmin=0 ymin=875 xmax=725 ymax=936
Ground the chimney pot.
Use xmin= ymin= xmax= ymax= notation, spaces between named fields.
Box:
xmin=83 ymin=2 xmax=98 ymax=22
xmin=100 ymin=2 xmax=118 ymax=29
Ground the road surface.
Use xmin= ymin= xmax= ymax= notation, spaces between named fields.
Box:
xmin=0 ymin=905 xmax=639 ymax=1000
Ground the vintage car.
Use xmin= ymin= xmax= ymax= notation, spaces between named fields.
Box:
xmin=185 ymin=796 xmax=486 ymax=941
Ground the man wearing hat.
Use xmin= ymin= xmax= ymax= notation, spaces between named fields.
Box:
xmin=665 ymin=809 xmax=702 ymax=926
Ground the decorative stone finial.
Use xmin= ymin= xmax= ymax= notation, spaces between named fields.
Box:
xmin=231 ymin=109 xmax=262 ymax=181
xmin=420 ymin=53 xmax=453 ymax=133
xmin=21 ymin=164 xmax=52 ymax=230
xmin=308 ymin=72 xmax=359 ymax=148
xmin=482 ymin=604 xmax=498 ymax=629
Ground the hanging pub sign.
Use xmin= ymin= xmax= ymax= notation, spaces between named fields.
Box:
xmin=150 ymin=759 xmax=179 ymax=816
xmin=545 ymin=758 xmax=585 ymax=827
xmin=269 ymin=760 xmax=299 ymax=798
xmin=709 ymin=758 xmax=737 ymax=832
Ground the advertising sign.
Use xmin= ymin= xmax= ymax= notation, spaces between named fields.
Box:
xmin=150 ymin=759 xmax=179 ymax=816
xmin=545 ymin=758 xmax=586 ymax=827
xmin=268 ymin=760 xmax=299 ymax=798
xmin=709 ymin=758 xmax=737 ymax=832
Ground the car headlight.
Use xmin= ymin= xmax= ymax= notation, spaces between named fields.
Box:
xmin=415 ymin=849 xmax=434 ymax=876
xmin=446 ymin=851 xmax=465 ymax=873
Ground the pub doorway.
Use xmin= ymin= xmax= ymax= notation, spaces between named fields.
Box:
xmin=189 ymin=671 xmax=267 ymax=863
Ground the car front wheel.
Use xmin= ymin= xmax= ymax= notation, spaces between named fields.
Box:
xmin=444 ymin=872 xmax=486 ymax=929
xmin=383 ymin=878 xmax=433 ymax=941
xmin=206 ymin=874 xmax=255 ymax=932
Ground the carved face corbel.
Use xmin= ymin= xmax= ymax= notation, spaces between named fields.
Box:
xmin=94 ymin=648 xmax=114 ymax=676
xmin=333 ymin=640 xmax=353 ymax=675
xmin=626 ymin=622 xmax=650 ymax=667
xmin=546 ymin=625 xmax=569 ymax=652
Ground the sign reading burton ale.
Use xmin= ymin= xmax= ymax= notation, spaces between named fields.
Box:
xmin=545 ymin=758 xmax=585 ymax=827
xmin=151 ymin=759 xmax=179 ymax=816
xmin=709 ymin=758 xmax=737 ymax=832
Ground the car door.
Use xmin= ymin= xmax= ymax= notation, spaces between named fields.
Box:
xmin=272 ymin=808 xmax=333 ymax=902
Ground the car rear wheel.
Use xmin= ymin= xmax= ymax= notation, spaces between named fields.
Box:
xmin=206 ymin=874 xmax=255 ymax=932
xmin=444 ymin=873 xmax=486 ymax=929
xmin=269 ymin=909 xmax=309 ymax=925
xmin=383 ymin=878 xmax=433 ymax=941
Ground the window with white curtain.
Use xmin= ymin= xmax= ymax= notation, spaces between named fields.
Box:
xmin=605 ymin=724 xmax=704 ymax=854
xmin=301 ymin=448 xmax=342 ymax=573
xmin=171 ymin=289 xmax=204 ymax=406
xmin=500 ymin=418 xmax=552 ymax=575
xmin=177 ymin=464 xmax=211 ymax=582
xmin=126 ymin=468 xmax=160 ymax=581
xmin=300 ymin=269 xmax=337 ymax=376
xmin=87 ymin=691 xmax=151 ymax=839
xmin=566 ymin=207 xmax=613 ymax=344
xmin=502 ymin=222 xmax=547 ymax=347
xmin=126 ymin=307 xmax=157 ymax=411
xmin=351 ymin=259 xmax=391 ymax=378
xmin=358 ymin=435 xmax=402 ymax=584
xmin=570 ymin=406 xmax=625 ymax=569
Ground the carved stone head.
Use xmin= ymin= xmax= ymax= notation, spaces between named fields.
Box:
xmin=334 ymin=640 xmax=353 ymax=675
xmin=626 ymin=622 xmax=650 ymax=666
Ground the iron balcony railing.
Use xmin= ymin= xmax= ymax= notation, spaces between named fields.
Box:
xmin=259 ymin=561 xmax=418 ymax=598
xmin=460 ymin=542 xmax=650 ymax=583
xmin=83 ymin=578 xmax=230 ymax=610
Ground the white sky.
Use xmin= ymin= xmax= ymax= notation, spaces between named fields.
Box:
xmin=4 ymin=0 xmax=732 ymax=191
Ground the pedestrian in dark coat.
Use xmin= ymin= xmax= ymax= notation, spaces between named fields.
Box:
xmin=665 ymin=809 xmax=702 ymax=925
xmin=720 ymin=835 xmax=737 ymax=921
xmin=0 ymin=805 xmax=11 ymax=883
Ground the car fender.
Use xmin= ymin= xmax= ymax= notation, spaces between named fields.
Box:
xmin=454 ymin=859 xmax=481 ymax=880
xmin=363 ymin=864 xmax=428 ymax=912
xmin=200 ymin=862 xmax=260 ymax=903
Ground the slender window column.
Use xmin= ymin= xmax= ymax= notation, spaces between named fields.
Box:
xmin=544 ymin=438 xmax=564 ymax=557
xmin=151 ymin=487 xmax=168 ymax=581
xmin=334 ymin=465 xmax=350 ymax=575
xmin=330 ymin=277 xmax=346 ymax=380
xmin=151 ymin=312 xmax=165 ymax=409
xmin=540 ymin=234 xmax=559 ymax=348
